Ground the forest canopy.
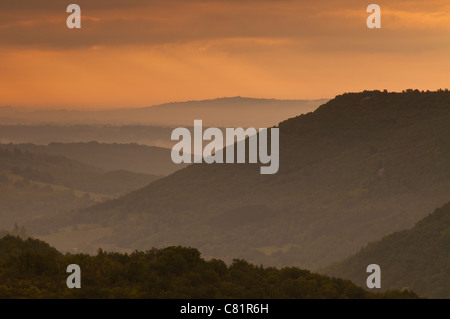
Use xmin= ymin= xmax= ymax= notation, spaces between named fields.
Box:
xmin=0 ymin=235 xmax=417 ymax=299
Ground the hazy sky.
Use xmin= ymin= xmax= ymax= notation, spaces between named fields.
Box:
xmin=0 ymin=0 xmax=449 ymax=109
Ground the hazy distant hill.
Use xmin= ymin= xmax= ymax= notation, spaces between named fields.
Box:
xmin=32 ymin=90 xmax=450 ymax=270
xmin=0 ymin=148 xmax=160 ymax=228
xmin=0 ymin=125 xmax=174 ymax=148
xmin=0 ymin=148 xmax=160 ymax=195
xmin=0 ymin=97 xmax=326 ymax=127
xmin=0 ymin=97 xmax=325 ymax=149
xmin=323 ymin=201 xmax=450 ymax=298
xmin=0 ymin=142 xmax=184 ymax=176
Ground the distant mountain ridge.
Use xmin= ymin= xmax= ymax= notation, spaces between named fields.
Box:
xmin=0 ymin=125 xmax=174 ymax=148
xmin=0 ymin=97 xmax=327 ymax=127
xmin=31 ymin=90 xmax=450 ymax=270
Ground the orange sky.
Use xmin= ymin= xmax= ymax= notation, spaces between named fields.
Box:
xmin=0 ymin=0 xmax=449 ymax=109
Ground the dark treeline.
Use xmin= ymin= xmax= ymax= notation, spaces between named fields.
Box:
xmin=0 ymin=236 xmax=417 ymax=299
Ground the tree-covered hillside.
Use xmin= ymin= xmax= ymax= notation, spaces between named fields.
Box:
xmin=323 ymin=201 xmax=450 ymax=299
xmin=0 ymin=235 xmax=416 ymax=299
xmin=32 ymin=90 xmax=450 ymax=270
